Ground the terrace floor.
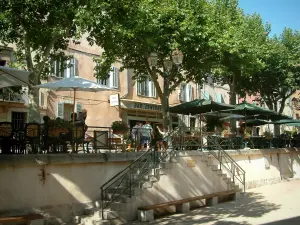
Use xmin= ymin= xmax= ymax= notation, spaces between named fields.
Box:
xmin=131 ymin=179 xmax=300 ymax=225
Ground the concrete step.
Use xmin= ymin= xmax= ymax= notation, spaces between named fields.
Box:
xmin=93 ymin=210 xmax=119 ymax=220
xmin=81 ymin=214 xmax=111 ymax=225
xmin=139 ymin=181 xmax=153 ymax=189
xmin=104 ymin=193 xmax=136 ymax=203
xmin=209 ymin=165 xmax=219 ymax=171
xmin=222 ymin=177 xmax=231 ymax=183
xmin=101 ymin=201 xmax=127 ymax=211
xmin=200 ymin=155 xmax=208 ymax=162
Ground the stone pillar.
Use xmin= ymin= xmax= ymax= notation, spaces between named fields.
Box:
xmin=233 ymin=192 xmax=241 ymax=200
xmin=206 ymin=197 xmax=218 ymax=206
xmin=138 ymin=210 xmax=154 ymax=222
xmin=176 ymin=203 xmax=190 ymax=213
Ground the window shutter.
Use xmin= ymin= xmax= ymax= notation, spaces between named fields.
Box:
xmin=57 ymin=102 xmax=64 ymax=119
xmin=76 ymin=102 xmax=82 ymax=114
xmin=63 ymin=60 xmax=68 ymax=78
xmin=74 ymin=58 xmax=79 ymax=77
xmin=179 ymin=84 xmax=185 ymax=101
xmin=197 ymin=84 xmax=201 ymax=99
xmin=216 ymin=93 xmax=222 ymax=103
xmin=111 ymin=67 xmax=119 ymax=88
xmin=137 ymin=81 xmax=142 ymax=95
xmin=204 ymin=91 xmax=209 ymax=100
xmin=149 ymin=80 xmax=156 ymax=97
xmin=188 ymin=85 xmax=192 ymax=102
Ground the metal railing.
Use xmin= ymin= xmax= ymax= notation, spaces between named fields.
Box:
xmin=173 ymin=127 xmax=246 ymax=192
xmin=100 ymin=129 xmax=178 ymax=218
xmin=205 ymin=133 xmax=246 ymax=192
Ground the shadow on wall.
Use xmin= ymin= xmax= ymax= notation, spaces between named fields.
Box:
xmin=130 ymin=192 xmax=280 ymax=225
xmin=0 ymin=160 xmax=130 ymax=224
xmin=140 ymin=155 xmax=220 ymax=207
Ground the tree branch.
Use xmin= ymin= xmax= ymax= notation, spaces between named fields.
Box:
xmin=144 ymin=58 xmax=164 ymax=100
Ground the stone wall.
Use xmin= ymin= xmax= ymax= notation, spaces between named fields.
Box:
xmin=0 ymin=148 xmax=299 ymax=224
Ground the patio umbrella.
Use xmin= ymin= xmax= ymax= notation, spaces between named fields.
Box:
xmin=169 ymin=99 xmax=235 ymax=115
xmin=219 ymin=114 xmax=245 ymax=121
xmin=280 ymin=123 xmax=300 ymax=126
xmin=244 ymin=119 xmax=269 ymax=126
xmin=247 ymin=113 xmax=291 ymax=121
xmin=221 ymin=101 xmax=276 ymax=116
xmin=272 ymin=119 xmax=300 ymax=125
xmin=35 ymin=76 xmax=110 ymax=121
xmin=0 ymin=66 xmax=30 ymax=88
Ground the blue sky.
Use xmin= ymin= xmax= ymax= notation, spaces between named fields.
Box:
xmin=238 ymin=0 xmax=300 ymax=36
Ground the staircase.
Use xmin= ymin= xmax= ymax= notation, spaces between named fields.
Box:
xmin=77 ymin=129 xmax=246 ymax=225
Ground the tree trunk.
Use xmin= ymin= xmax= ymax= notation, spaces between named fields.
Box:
xmin=229 ymin=74 xmax=237 ymax=132
xmin=28 ymin=71 xmax=41 ymax=123
xmin=162 ymin=76 xmax=170 ymax=131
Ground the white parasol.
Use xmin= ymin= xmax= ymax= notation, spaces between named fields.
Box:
xmin=0 ymin=66 xmax=30 ymax=88
xmin=35 ymin=76 xmax=110 ymax=121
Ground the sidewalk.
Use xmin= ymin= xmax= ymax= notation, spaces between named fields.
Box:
xmin=132 ymin=179 xmax=300 ymax=225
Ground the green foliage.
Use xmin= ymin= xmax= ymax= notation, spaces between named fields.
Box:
xmin=84 ymin=0 xmax=214 ymax=91
xmin=206 ymin=0 xmax=269 ymax=104
xmin=111 ymin=121 xmax=128 ymax=131
xmin=244 ymin=28 xmax=300 ymax=113
xmin=0 ymin=0 xmax=87 ymax=84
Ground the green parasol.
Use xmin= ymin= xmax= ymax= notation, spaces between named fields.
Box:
xmin=169 ymin=99 xmax=235 ymax=115
xmin=272 ymin=119 xmax=300 ymax=125
xmin=221 ymin=101 xmax=276 ymax=116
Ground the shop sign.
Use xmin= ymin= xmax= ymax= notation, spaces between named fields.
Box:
xmin=122 ymin=101 xmax=162 ymax=111
xmin=110 ymin=94 xmax=119 ymax=106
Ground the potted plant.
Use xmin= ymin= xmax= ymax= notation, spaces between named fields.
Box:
xmin=263 ymin=131 xmax=273 ymax=140
xmin=111 ymin=121 xmax=128 ymax=134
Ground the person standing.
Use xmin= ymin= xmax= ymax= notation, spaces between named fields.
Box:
xmin=132 ymin=122 xmax=142 ymax=151
xmin=141 ymin=121 xmax=153 ymax=150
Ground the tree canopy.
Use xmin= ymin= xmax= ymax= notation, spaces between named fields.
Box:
xmin=0 ymin=0 xmax=87 ymax=121
xmin=206 ymin=0 xmax=270 ymax=105
xmin=244 ymin=28 xmax=300 ymax=113
xmin=84 ymin=0 xmax=217 ymax=128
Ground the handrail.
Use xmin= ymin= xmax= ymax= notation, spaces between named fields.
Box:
xmin=100 ymin=129 xmax=178 ymax=218
xmin=100 ymin=149 xmax=152 ymax=188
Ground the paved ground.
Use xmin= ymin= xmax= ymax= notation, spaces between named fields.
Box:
xmin=132 ymin=179 xmax=300 ymax=225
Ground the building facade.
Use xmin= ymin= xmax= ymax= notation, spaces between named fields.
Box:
xmin=1 ymin=39 xmax=237 ymax=129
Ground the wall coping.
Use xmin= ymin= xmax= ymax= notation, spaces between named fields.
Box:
xmin=0 ymin=152 xmax=144 ymax=167
xmin=0 ymin=148 xmax=299 ymax=167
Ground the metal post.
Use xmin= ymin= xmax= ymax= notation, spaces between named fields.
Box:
xmin=232 ymin=163 xmax=235 ymax=183
xmin=243 ymin=173 xmax=246 ymax=193
xmin=101 ymin=187 xmax=104 ymax=219
xmin=129 ymin=171 xmax=132 ymax=198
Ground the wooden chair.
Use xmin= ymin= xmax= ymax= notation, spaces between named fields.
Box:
xmin=71 ymin=123 xmax=85 ymax=152
xmin=25 ymin=122 xmax=41 ymax=153
xmin=0 ymin=122 xmax=14 ymax=154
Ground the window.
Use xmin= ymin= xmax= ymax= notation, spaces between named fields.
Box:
xmin=40 ymin=92 xmax=45 ymax=107
xmin=96 ymin=66 xmax=119 ymax=89
xmin=11 ymin=112 xmax=26 ymax=130
xmin=179 ymin=84 xmax=193 ymax=102
xmin=216 ymin=93 xmax=224 ymax=103
xmin=53 ymin=57 xmax=78 ymax=78
xmin=56 ymin=102 xmax=82 ymax=120
xmin=137 ymin=77 xmax=156 ymax=97
xmin=296 ymin=113 xmax=299 ymax=120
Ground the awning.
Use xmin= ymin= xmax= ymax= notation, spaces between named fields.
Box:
xmin=0 ymin=66 xmax=30 ymax=88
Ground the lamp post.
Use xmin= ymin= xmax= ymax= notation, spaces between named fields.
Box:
xmin=148 ymin=49 xmax=184 ymax=131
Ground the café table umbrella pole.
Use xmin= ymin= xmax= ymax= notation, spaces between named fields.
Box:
xmin=73 ymin=88 xmax=77 ymax=123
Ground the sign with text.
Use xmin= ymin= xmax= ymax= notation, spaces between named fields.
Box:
xmin=110 ymin=94 xmax=119 ymax=107
xmin=121 ymin=101 xmax=162 ymax=112
xmin=186 ymin=160 xmax=196 ymax=168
